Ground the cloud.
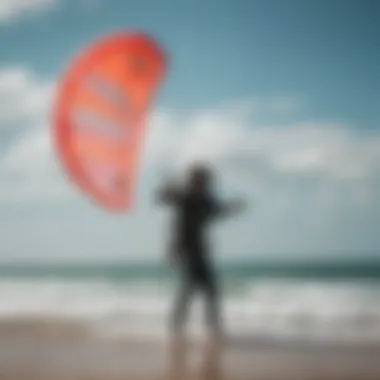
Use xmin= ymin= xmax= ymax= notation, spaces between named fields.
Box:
xmin=0 ymin=67 xmax=70 ymax=203
xmin=0 ymin=67 xmax=54 ymax=130
xmin=0 ymin=126 xmax=72 ymax=202
xmin=0 ymin=0 xmax=58 ymax=23
xmin=1 ymin=65 xmax=380 ymax=259
xmin=141 ymin=106 xmax=380 ymax=257
xmin=1 ymin=65 xmax=380 ymax=210
xmin=145 ymin=106 xmax=380 ymax=192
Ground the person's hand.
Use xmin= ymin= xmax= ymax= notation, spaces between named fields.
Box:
xmin=230 ymin=198 xmax=247 ymax=213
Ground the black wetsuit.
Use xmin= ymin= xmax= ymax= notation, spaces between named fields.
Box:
xmin=165 ymin=190 xmax=223 ymax=333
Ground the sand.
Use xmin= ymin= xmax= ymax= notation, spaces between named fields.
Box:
xmin=0 ymin=318 xmax=379 ymax=380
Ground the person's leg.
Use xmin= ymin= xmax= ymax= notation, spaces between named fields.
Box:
xmin=171 ymin=260 xmax=194 ymax=335
xmin=196 ymin=257 xmax=222 ymax=336
xmin=205 ymin=266 xmax=222 ymax=336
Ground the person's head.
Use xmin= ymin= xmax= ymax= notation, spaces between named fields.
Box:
xmin=186 ymin=163 xmax=214 ymax=194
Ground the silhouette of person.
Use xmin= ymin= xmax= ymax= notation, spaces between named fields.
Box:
xmin=157 ymin=163 xmax=245 ymax=339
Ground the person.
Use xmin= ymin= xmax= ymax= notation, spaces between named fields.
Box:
xmin=156 ymin=163 xmax=246 ymax=339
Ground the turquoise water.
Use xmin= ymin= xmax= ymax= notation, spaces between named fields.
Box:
xmin=0 ymin=259 xmax=379 ymax=280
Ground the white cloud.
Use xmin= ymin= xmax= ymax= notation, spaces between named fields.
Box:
xmin=1 ymin=65 xmax=380 ymax=259
xmin=0 ymin=67 xmax=70 ymax=203
xmin=0 ymin=0 xmax=57 ymax=23
xmin=1 ymin=65 xmax=380 ymax=209
xmin=145 ymin=106 xmax=380 ymax=190
xmin=0 ymin=67 xmax=54 ymax=129
xmin=0 ymin=125 xmax=72 ymax=202
xmin=141 ymin=106 xmax=380 ymax=257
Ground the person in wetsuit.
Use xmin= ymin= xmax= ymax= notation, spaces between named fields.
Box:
xmin=157 ymin=163 xmax=246 ymax=338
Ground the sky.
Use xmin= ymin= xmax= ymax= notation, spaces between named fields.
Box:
xmin=0 ymin=0 xmax=379 ymax=262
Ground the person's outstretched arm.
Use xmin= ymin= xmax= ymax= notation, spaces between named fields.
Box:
xmin=156 ymin=180 xmax=182 ymax=205
xmin=214 ymin=198 xmax=247 ymax=219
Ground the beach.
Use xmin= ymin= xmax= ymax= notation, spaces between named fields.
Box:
xmin=0 ymin=318 xmax=380 ymax=380
xmin=0 ymin=261 xmax=379 ymax=379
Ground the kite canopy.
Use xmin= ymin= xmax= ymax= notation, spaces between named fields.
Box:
xmin=52 ymin=31 xmax=167 ymax=212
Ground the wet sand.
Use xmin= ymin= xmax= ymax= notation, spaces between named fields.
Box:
xmin=0 ymin=318 xmax=379 ymax=380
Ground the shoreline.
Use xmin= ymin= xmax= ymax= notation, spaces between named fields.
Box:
xmin=0 ymin=318 xmax=379 ymax=380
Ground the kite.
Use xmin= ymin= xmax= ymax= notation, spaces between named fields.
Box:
xmin=52 ymin=31 xmax=167 ymax=212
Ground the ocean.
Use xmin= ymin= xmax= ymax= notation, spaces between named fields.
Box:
xmin=0 ymin=259 xmax=379 ymax=345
